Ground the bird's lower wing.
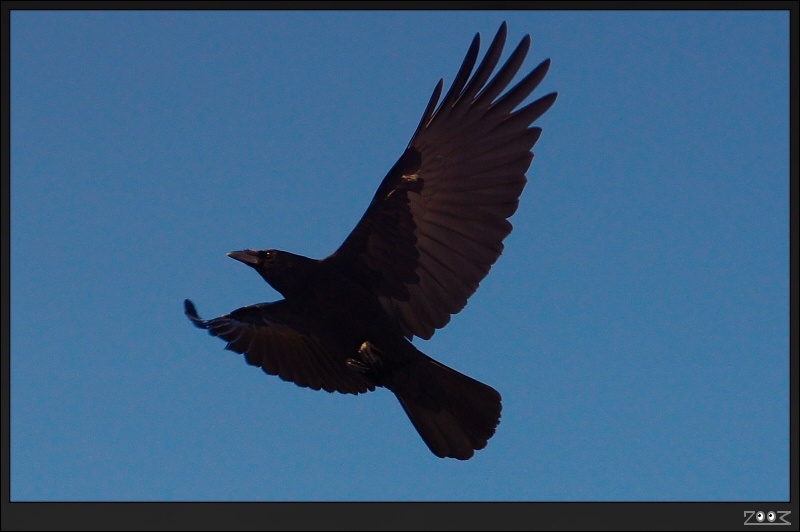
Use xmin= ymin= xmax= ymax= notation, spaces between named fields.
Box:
xmin=184 ymin=299 xmax=374 ymax=395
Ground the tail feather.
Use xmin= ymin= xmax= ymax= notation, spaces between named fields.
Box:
xmin=393 ymin=355 xmax=502 ymax=460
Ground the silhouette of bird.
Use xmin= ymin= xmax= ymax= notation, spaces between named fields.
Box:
xmin=185 ymin=22 xmax=556 ymax=459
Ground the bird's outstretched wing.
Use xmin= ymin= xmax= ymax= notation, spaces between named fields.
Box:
xmin=325 ymin=22 xmax=557 ymax=340
xmin=184 ymin=299 xmax=374 ymax=394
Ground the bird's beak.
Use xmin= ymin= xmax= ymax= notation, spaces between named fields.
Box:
xmin=227 ymin=249 xmax=260 ymax=266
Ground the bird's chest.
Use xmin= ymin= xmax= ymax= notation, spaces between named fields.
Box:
xmin=288 ymin=272 xmax=403 ymax=351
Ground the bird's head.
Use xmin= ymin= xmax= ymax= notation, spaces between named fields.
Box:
xmin=227 ymin=248 xmax=315 ymax=298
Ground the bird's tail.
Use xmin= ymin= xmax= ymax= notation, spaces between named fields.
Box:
xmin=390 ymin=351 xmax=502 ymax=460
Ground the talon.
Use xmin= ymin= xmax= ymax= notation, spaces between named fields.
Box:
xmin=346 ymin=357 xmax=370 ymax=373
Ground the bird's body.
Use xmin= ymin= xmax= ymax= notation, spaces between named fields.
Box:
xmin=186 ymin=23 xmax=556 ymax=459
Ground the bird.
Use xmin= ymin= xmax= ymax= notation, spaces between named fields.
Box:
xmin=185 ymin=22 xmax=557 ymax=460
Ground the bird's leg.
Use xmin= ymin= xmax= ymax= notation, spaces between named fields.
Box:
xmin=346 ymin=341 xmax=384 ymax=373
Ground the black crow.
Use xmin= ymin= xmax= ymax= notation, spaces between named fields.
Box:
xmin=185 ymin=22 xmax=556 ymax=460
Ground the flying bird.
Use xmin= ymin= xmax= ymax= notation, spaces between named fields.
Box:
xmin=185 ymin=22 xmax=557 ymax=460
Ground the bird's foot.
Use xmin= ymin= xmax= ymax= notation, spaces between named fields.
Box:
xmin=347 ymin=341 xmax=384 ymax=373
xmin=358 ymin=341 xmax=384 ymax=367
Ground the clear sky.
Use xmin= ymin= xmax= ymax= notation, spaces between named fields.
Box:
xmin=10 ymin=9 xmax=789 ymax=502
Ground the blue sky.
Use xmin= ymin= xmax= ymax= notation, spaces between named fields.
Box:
xmin=10 ymin=10 xmax=789 ymax=501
